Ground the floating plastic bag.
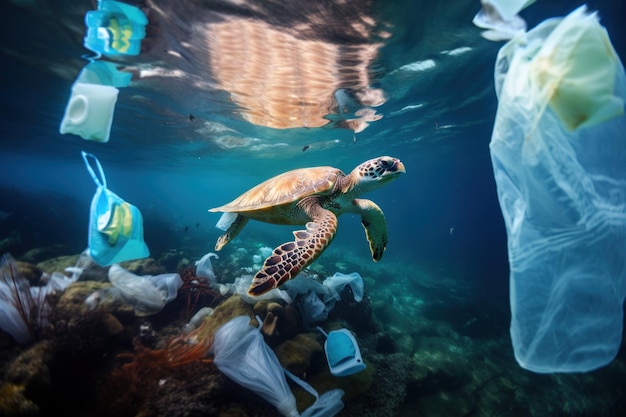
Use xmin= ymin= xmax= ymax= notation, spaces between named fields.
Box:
xmin=82 ymin=152 xmax=150 ymax=266
xmin=213 ymin=316 xmax=344 ymax=417
xmin=490 ymin=6 xmax=626 ymax=373
xmin=60 ymin=82 xmax=119 ymax=143
xmin=84 ymin=0 xmax=148 ymax=57
xmin=473 ymin=0 xmax=536 ymax=41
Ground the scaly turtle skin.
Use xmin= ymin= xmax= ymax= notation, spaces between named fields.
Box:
xmin=209 ymin=156 xmax=406 ymax=296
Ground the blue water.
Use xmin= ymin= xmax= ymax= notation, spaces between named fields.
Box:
xmin=1 ymin=0 xmax=625 ymax=416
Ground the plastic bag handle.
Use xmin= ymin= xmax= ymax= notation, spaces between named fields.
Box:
xmin=283 ymin=368 xmax=319 ymax=400
xmin=315 ymin=326 xmax=329 ymax=338
xmin=254 ymin=316 xmax=320 ymax=399
xmin=81 ymin=151 xmax=107 ymax=188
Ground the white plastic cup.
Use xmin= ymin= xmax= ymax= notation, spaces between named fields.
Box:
xmin=59 ymin=82 xmax=119 ymax=142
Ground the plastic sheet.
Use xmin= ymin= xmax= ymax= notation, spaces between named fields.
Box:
xmin=490 ymin=6 xmax=626 ymax=373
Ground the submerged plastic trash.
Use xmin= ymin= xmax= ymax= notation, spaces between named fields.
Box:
xmin=212 ymin=316 xmax=344 ymax=417
xmin=59 ymin=59 xmax=131 ymax=143
xmin=76 ymin=60 xmax=133 ymax=88
xmin=226 ymin=275 xmax=292 ymax=304
xmin=59 ymin=82 xmax=119 ymax=143
xmin=108 ymin=264 xmax=182 ymax=316
xmin=317 ymin=327 xmax=366 ymax=377
xmin=215 ymin=212 xmax=237 ymax=231
xmin=473 ymin=0 xmax=536 ymax=41
xmin=82 ymin=152 xmax=150 ymax=266
xmin=195 ymin=252 xmax=219 ymax=283
xmin=0 ymin=253 xmax=78 ymax=344
xmin=322 ymin=272 xmax=364 ymax=303
xmin=84 ymin=0 xmax=148 ymax=56
xmin=300 ymin=291 xmax=330 ymax=324
xmin=490 ymin=6 xmax=626 ymax=373
xmin=60 ymin=0 xmax=145 ymax=142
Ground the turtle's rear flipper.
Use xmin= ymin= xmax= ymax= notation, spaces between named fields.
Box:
xmin=248 ymin=208 xmax=338 ymax=296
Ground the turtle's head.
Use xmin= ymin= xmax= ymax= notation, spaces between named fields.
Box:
xmin=349 ymin=156 xmax=406 ymax=192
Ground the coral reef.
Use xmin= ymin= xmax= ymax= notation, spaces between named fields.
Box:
xmin=0 ymin=381 xmax=38 ymax=416
xmin=91 ymin=329 xmax=216 ymax=416
xmin=35 ymin=255 xmax=80 ymax=276
xmin=120 ymin=257 xmax=167 ymax=276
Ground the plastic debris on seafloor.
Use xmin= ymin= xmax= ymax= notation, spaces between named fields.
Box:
xmin=489 ymin=5 xmax=626 ymax=373
xmin=322 ymin=272 xmax=364 ymax=303
xmin=212 ymin=316 xmax=344 ymax=417
xmin=108 ymin=264 xmax=183 ymax=316
xmin=195 ymin=252 xmax=219 ymax=283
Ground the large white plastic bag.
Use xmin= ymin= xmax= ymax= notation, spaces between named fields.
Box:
xmin=490 ymin=6 xmax=626 ymax=373
xmin=212 ymin=316 xmax=299 ymax=417
xmin=213 ymin=316 xmax=344 ymax=417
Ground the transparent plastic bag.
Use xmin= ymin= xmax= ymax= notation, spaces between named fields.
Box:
xmin=490 ymin=6 xmax=626 ymax=373
xmin=213 ymin=316 xmax=299 ymax=417
xmin=212 ymin=316 xmax=343 ymax=417
xmin=195 ymin=252 xmax=219 ymax=283
xmin=108 ymin=264 xmax=182 ymax=316
xmin=322 ymin=272 xmax=364 ymax=303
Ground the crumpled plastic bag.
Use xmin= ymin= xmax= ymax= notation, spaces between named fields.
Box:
xmin=322 ymin=272 xmax=364 ymax=303
xmin=195 ymin=252 xmax=219 ymax=283
xmin=108 ymin=264 xmax=183 ymax=316
xmin=212 ymin=316 xmax=344 ymax=417
xmin=490 ymin=6 xmax=626 ymax=373
xmin=473 ymin=0 xmax=536 ymax=41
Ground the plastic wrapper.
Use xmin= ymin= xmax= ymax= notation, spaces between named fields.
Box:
xmin=490 ymin=6 xmax=626 ymax=373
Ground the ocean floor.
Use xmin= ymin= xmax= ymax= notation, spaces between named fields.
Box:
xmin=1 ymin=238 xmax=625 ymax=417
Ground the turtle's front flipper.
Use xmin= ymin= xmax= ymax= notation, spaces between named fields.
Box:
xmin=351 ymin=198 xmax=388 ymax=261
xmin=215 ymin=214 xmax=249 ymax=251
xmin=248 ymin=207 xmax=338 ymax=296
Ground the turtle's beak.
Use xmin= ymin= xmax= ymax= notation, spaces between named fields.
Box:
xmin=394 ymin=160 xmax=406 ymax=174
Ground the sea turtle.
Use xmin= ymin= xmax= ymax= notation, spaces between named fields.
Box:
xmin=209 ymin=156 xmax=406 ymax=296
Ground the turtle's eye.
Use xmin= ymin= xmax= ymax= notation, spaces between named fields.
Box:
xmin=380 ymin=157 xmax=393 ymax=168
